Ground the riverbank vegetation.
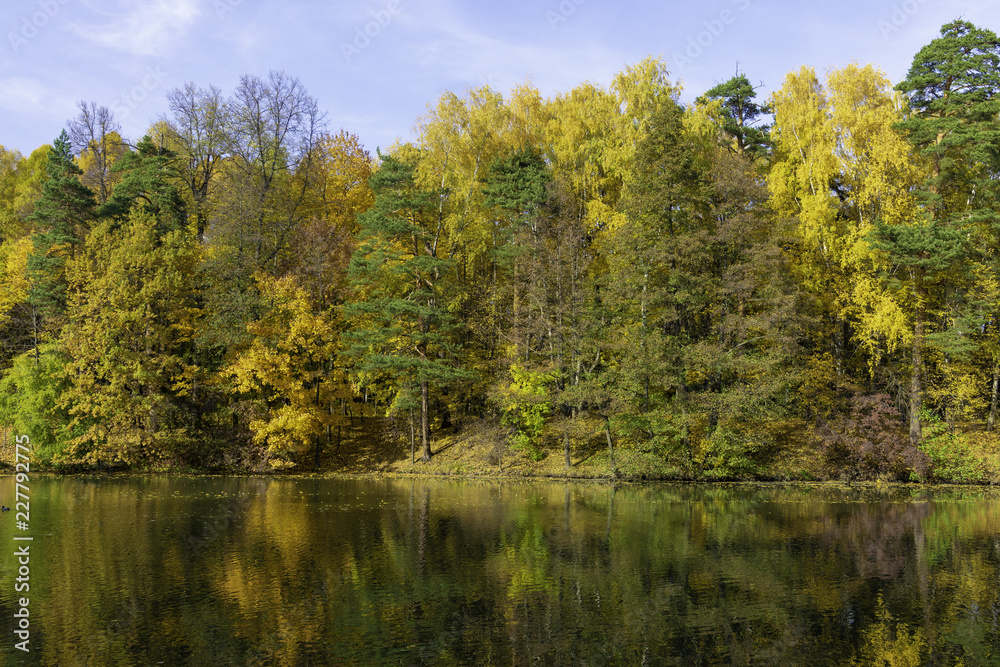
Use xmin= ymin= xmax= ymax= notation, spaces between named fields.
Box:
xmin=2 ymin=20 xmax=1000 ymax=483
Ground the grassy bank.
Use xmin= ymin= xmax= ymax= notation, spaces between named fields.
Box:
xmin=6 ymin=415 xmax=1000 ymax=485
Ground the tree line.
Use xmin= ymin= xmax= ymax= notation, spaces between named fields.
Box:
xmin=1 ymin=20 xmax=999 ymax=480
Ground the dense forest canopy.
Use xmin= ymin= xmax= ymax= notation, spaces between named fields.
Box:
xmin=2 ymin=19 xmax=1000 ymax=481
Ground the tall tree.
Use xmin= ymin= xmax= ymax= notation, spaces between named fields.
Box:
xmin=162 ymin=83 xmax=227 ymax=240
xmin=768 ymin=65 xmax=923 ymax=424
xmin=25 ymin=131 xmax=97 ymax=331
xmin=481 ymin=147 xmax=551 ymax=357
xmin=201 ymin=71 xmax=326 ymax=351
xmin=603 ymin=96 xmax=713 ymax=463
xmin=344 ymin=153 xmax=471 ymax=461
xmin=67 ymin=101 xmax=125 ymax=205
xmin=877 ymin=19 xmax=1000 ymax=443
xmin=60 ymin=207 xmax=200 ymax=466
xmin=699 ymin=72 xmax=772 ymax=162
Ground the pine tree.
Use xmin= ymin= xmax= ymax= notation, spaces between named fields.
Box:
xmin=875 ymin=19 xmax=1000 ymax=444
xmin=698 ymin=73 xmax=772 ymax=162
xmin=344 ymin=153 xmax=471 ymax=461
xmin=481 ymin=148 xmax=551 ymax=356
xmin=25 ymin=130 xmax=96 ymax=327
xmin=100 ymin=135 xmax=186 ymax=236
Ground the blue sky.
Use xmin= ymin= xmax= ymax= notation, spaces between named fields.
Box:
xmin=1 ymin=0 xmax=998 ymax=156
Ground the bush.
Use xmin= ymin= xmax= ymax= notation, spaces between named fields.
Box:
xmin=702 ymin=424 xmax=765 ymax=479
xmin=497 ymin=365 xmax=556 ymax=461
xmin=819 ymin=394 xmax=929 ymax=481
xmin=918 ymin=411 xmax=986 ymax=483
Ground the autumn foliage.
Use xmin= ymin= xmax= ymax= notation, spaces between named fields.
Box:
xmin=1 ymin=22 xmax=999 ymax=481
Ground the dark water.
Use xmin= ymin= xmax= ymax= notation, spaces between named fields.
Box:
xmin=0 ymin=477 xmax=998 ymax=665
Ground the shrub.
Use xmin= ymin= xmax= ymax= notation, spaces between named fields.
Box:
xmin=917 ymin=411 xmax=986 ymax=483
xmin=819 ymin=394 xmax=929 ymax=481
xmin=497 ymin=365 xmax=556 ymax=461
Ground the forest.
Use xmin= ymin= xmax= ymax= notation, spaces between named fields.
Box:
xmin=0 ymin=19 xmax=999 ymax=482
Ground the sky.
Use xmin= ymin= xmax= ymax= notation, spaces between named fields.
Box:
xmin=1 ymin=0 xmax=999 ymax=157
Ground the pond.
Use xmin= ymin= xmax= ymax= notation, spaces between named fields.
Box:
xmin=0 ymin=476 xmax=998 ymax=665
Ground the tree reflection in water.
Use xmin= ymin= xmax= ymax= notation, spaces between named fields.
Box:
xmin=2 ymin=478 xmax=999 ymax=665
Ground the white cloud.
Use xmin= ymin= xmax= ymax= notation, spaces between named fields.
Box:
xmin=71 ymin=0 xmax=200 ymax=57
xmin=395 ymin=2 xmax=620 ymax=97
xmin=0 ymin=77 xmax=49 ymax=113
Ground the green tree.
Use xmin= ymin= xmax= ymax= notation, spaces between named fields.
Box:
xmin=698 ymin=72 xmax=772 ymax=162
xmin=344 ymin=153 xmax=471 ymax=461
xmin=59 ymin=207 xmax=200 ymax=466
xmin=100 ymin=135 xmax=187 ymax=236
xmin=877 ymin=19 xmax=1000 ymax=443
xmin=481 ymin=147 xmax=551 ymax=357
xmin=25 ymin=130 xmax=97 ymax=330
xmin=0 ymin=344 xmax=74 ymax=460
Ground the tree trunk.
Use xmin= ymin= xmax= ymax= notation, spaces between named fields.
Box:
xmin=990 ymin=362 xmax=999 ymax=431
xmin=564 ymin=423 xmax=571 ymax=471
xmin=421 ymin=380 xmax=431 ymax=461
xmin=604 ymin=416 xmax=615 ymax=474
xmin=909 ymin=274 xmax=924 ymax=446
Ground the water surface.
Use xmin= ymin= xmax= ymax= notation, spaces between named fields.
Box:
xmin=0 ymin=476 xmax=997 ymax=665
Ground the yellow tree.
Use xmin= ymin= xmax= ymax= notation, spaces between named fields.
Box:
xmin=60 ymin=208 xmax=200 ymax=466
xmin=826 ymin=64 xmax=923 ymax=372
xmin=544 ymin=82 xmax=621 ymax=236
xmin=0 ymin=237 xmax=31 ymax=330
xmin=415 ymin=84 xmax=513 ymax=266
xmin=283 ymin=130 xmax=375 ymax=309
xmin=226 ymin=275 xmax=347 ymax=468
xmin=768 ymin=66 xmax=841 ymax=292
xmin=0 ymin=145 xmax=48 ymax=367
xmin=0 ymin=144 xmax=49 ymax=243
xmin=769 ymin=65 xmax=923 ymax=415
